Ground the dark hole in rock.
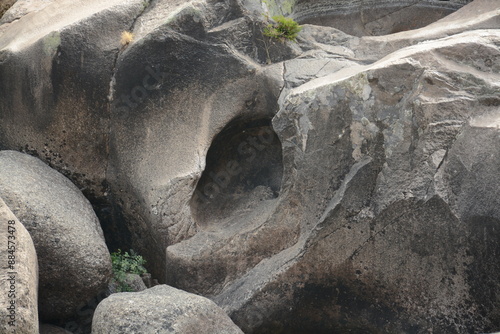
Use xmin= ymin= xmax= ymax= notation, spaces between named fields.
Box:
xmin=191 ymin=118 xmax=283 ymax=227
xmin=293 ymin=0 xmax=470 ymax=36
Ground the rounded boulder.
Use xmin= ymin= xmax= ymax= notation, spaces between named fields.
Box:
xmin=0 ymin=150 xmax=112 ymax=320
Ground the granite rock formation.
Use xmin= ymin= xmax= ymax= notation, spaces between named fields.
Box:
xmin=39 ymin=323 xmax=74 ymax=334
xmin=1 ymin=0 xmax=499 ymax=332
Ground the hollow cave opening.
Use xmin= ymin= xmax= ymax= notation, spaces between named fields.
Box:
xmin=190 ymin=118 xmax=283 ymax=228
xmin=293 ymin=0 xmax=471 ymax=36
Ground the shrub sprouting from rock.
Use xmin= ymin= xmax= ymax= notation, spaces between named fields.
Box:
xmin=111 ymin=249 xmax=147 ymax=292
xmin=263 ymin=15 xmax=302 ymax=42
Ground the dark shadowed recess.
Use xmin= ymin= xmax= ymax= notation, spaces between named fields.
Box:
xmin=91 ymin=192 xmax=133 ymax=255
xmin=252 ymin=281 xmax=404 ymax=334
xmin=466 ymin=216 xmax=500 ymax=332
xmin=191 ymin=117 xmax=283 ymax=227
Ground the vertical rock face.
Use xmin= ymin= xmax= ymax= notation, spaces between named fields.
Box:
xmin=0 ymin=151 xmax=112 ymax=321
xmin=1 ymin=0 xmax=500 ymax=332
xmin=0 ymin=0 xmax=148 ymax=218
xmin=0 ymin=197 xmax=38 ymax=334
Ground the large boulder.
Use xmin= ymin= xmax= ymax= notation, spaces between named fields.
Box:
xmin=0 ymin=151 xmax=112 ymax=321
xmin=0 ymin=197 xmax=38 ymax=334
xmin=91 ymin=285 xmax=243 ymax=334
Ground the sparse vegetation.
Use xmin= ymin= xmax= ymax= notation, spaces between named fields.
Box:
xmin=111 ymin=249 xmax=147 ymax=292
xmin=120 ymin=31 xmax=134 ymax=46
xmin=263 ymin=15 xmax=302 ymax=42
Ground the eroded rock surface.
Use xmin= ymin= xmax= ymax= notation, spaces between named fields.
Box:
xmin=218 ymin=30 xmax=500 ymax=331
xmin=1 ymin=0 xmax=500 ymax=332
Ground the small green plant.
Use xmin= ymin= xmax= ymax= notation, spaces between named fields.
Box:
xmin=111 ymin=249 xmax=147 ymax=292
xmin=263 ymin=15 xmax=302 ymax=42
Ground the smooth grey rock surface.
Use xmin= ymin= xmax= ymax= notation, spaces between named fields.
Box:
xmin=0 ymin=0 xmax=147 ymax=206
xmin=0 ymin=151 xmax=111 ymax=321
xmin=91 ymin=285 xmax=244 ymax=334
xmin=0 ymin=197 xmax=38 ymax=334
